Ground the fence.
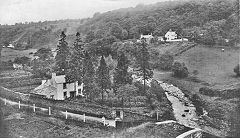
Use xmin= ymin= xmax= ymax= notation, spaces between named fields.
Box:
xmin=1 ymin=97 xmax=116 ymax=127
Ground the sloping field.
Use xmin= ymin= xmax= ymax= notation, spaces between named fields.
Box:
xmin=176 ymin=46 xmax=240 ymax=88
xmin=1 ymin=48 xmax=37 ymax=62
xmin=116 ymin=122 xmax=192 ymax=138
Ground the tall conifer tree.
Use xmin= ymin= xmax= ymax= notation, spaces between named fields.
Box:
xmin=113 ymin=52 xmax=132 ymax=90
xmin=135 ymin=38 xmax=153 ymax=94
xmin=55 ymin=31 xmax=70 ymax=75
xmin=82 ymin=51 xmax=96 ymax=98
xmin=66 ymin=32 xmax=84 ymax=83
xmin=96 ymin=55 xmax=111 ymax=101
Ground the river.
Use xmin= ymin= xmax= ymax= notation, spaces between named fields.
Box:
xmin=156 ymin=80 xmax=199 ymax=129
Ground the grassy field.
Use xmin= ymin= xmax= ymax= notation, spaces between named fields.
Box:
xmin=176 ymin=45 xmax=240 ymax=88
xmin=1 ymin=48 xmax=37 ymax=62
xmin=153 ymin=43 xmax=240 ymax=137
xmin=1 ymin=101 xmax=115 ymax=138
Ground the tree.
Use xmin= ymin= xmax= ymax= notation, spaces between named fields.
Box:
xmin=96 ymin=56 xmax=111 ymax=102
xmin=129 ymin=26 xmax=140 ymax=39
xmin=154 ymin=54 xmax=174 ymax=71
xmin=203 ymin=20 xmax=226 ymax=45
xmin=191 ymin=94 xmax=204 ymax=116
xmin=234 ymin=64 xmax=240 ymax=76
xmin=34 ymin=48 xmax=53 ymax=60
xmin=85 ymin=31 xmax=95 ymax=43
xmin=135 ymin=38 xmax=153 ymax=94
xmin=95 ymin=29 xmax=106 ymax=39
xmin=66 ymin=32 xmax=84 ymax=83
xmin=32 ymin=48 xmax=54 ymax=78
xmin=14 ymin=56 xmax=31 ymax=66
xmin=146 ymin=80 xmax=165 ymax=110
xmin=113 ymin=53 xmax=132 ymax=92
xmin=54 ymin=31 xmax=70 ymax=75
xmin=122 ymin=29 xmax=128 ymax=40
xmin=172 ymin=61 xmax=189 ymax=78
xmin=109 ymin=22 xmax=123 ymax=40
xmin=31 ymin=58 xmax=54 ymax=79
xmin=116 ymin=84 xmax=138 ymax=107
xmin=82 ymin=51 xmax=96 ymax=99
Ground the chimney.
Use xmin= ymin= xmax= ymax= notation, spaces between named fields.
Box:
xmin=52 ymin=73 xmax=56 ymax=78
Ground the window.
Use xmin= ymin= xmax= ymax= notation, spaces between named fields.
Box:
xmin=70 ymin=91 xmax=76 ymax=98
xmin=116 ymin=111 xmax=120 ymax=117
xmin=64 ymin=92 xmax=67 ymax=99
xmin=63 ymin=83 xmax=67 ymax=89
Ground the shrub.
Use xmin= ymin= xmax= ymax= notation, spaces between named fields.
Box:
xmin=153 ymin=54 xmax=174 ymax=71
xmin=192 ymin=70 xmax=199 ymax=75
xmin=190 ymin=94 xmax=204 ymax=116
xmin=172 ymin=62 xmax=189 ymax=78
xmin=234 ymin=64 xmax=240 ymax=76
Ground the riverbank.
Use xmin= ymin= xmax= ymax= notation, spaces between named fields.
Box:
xmin=156 ymin=77 xmax=229 ymax=137
xmin=157 ymin=80 xmax=199 ymax=128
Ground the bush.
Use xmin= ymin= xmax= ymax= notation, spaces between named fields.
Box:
xmin=190 ymin=94 xmax=204 ymax=116
xmin=234 ymin=64 xmax=240 ymax=76
xmin=172 ymin=62 xmax=189 ymax=78
xmin=153 ymin=54 xmax=174 ymax=71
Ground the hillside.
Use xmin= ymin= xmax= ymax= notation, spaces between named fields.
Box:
xmin=177 ymin=46 xmax=240 ymax=87
xmin=0 ymin=0 xmax=238 ymax=51
xmin=0 ymin=19 xmax=86 ymax=50
xmin=78 ymin=0 xmax=237 ymax=46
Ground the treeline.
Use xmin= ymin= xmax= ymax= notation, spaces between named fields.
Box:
xmin=78 ymin=0 xmax=238 ymax=46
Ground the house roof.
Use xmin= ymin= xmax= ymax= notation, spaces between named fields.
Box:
xmin=141 ymin=34 xmax=154 ymax=39
xmin=31 ymin=85 xmax=57 ymax=96
xmin=166 ymin=31 xmax=176 ymax=35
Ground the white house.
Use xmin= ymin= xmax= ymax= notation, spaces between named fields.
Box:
xmin=140 ymin=34 xmax=154 ymax=44
xmin=31 ymin=73 xmax=84 ymax=100
xmin=7 ymin=44 xmax=15 ymax=48
xmin=165 ymin=29 xmax=177 ymax=41
xmin=13 ymin=63 xmax=23 ymax=70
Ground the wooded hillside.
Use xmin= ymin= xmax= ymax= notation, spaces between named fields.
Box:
xmin=0 ymin=0 xmax=238 ymax=50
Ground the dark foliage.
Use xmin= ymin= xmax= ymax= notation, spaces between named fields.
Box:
xmin=233 ymin=64 xmax=240 ymax=76
xmin=172 ymin=61 xmax=189 ymax=78
xmin=190 ymin=94 xmax=204 ymax=116
xmin=96 ymin=56 xmax=111 ymax=100
xmin=113 ymin=52 xmax=132 ymax=90
xmin=66 ymin=32 xmax=85 ymax=83
xmin=54 ymin=31 xmax=70 ymax=75
xmin=153 ymin=54 xmax=174 ymax=71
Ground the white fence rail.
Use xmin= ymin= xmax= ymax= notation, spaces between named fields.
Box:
xmin=0 ymin=97 xmax=116 ymax=127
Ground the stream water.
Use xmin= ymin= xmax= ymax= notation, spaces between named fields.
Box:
xmin=157 ymin=81 xmax=199 ymax=128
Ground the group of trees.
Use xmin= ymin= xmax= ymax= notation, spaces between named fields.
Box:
xmin=43 ymin=31 xmax=153 ymax=103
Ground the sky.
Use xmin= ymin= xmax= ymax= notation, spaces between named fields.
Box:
xmin=0 ymin=0 xmax=167 ymax=25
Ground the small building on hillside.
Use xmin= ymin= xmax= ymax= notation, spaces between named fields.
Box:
xmin=165 ymin=29 xmax=177 ymax=41
xmin=13 ymin=63 xmax=23 ymax=70
xmin=140 ymin=34 xmax=154 ymax=44
xmin=31 ymin=73 xmax=84 ymax=100
xmin=7 ymin=44 xmax=15 ymax=48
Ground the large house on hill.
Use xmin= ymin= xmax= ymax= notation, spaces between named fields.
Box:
xmin=163 ymin=29 xmax=188 ymax=42
xmin=31 ymin=73 xmax=84 ymax=100
xmin=165 ymin=29 xmax=177 ymax=41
